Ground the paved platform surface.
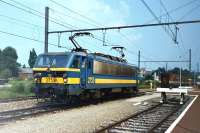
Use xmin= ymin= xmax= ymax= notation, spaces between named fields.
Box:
xmin=171 ymin=89 xmax=200 ymax=133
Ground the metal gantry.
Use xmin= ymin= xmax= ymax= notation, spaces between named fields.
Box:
xmin=44 ymin=6 xmax=200 ymax=55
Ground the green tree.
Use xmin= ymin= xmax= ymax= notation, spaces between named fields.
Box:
xmin=169 ymin=67 xmax=180 ymax=74
xmin=28 ymin=48 xmax=37 ymax=68
xmin=145 ymin=74 xmax=153 ymax=80
xmin=153 ymin=67 xmax=166 ymax=75
xmin=2 ymin=47 xmax=18 ymax=60
xmin=1 ymin=47 xmax=18 ymax=77
xmin=22 ymin=64 xmax=26 ymax=68
xmin=0 ymin=49 xmax=3 ymax=72
xmin=0 ymin=69 xmax=12 ymax=79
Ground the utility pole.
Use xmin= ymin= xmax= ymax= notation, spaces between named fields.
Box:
xmin=194 ymin=63 xmax=199 ymax=86
xmin=197 ymin=63 xmax=199 ymax=86
xmin=137 ymin=50 xmax=141 ymax=88
xmin=165 ymin=63 xmax=168 ymax=71
xmin=44 ymin=7 xmax=49 ymax=53
xmin=179 ymin=56 xmax=182 ymax=87
xmin=194 ymin=71 xmax=196 ymax=86
xmin=189 ymin=48 xmax=191 ymax=72
xmin=138 ymin=50 xmax=141 ymax=73
xmin=180 ymin=67 xmax=182 ymax=87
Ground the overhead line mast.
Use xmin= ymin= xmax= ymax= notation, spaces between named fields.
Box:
xmin=44 ymin=7 xmax=49 ymax=53
xmin=44 ymin=6 xmax=198 ymax=71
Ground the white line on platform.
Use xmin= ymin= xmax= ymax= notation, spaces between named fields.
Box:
xmin=133 ymin=102 xmax=141 ymax=106
xmin=165 ymin=95 xmax=198 ymax=133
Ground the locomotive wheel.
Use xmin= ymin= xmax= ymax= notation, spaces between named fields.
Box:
xmin=132 ymin=88 xmax=138 ymax=96
xmin=69 ymin=96 xmax=80 ymax=105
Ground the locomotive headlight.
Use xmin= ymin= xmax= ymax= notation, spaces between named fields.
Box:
xmin=33 ymin=72 xmax=41 ymax=78
xmin=34 ymin=78 xmax=38 ymax=82
xmin=34 ymin=78 xmax=40 ymax=83
xmin=63 ymin=78 xmax=68 ymax=83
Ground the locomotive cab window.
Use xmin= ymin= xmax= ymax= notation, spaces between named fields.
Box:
xmin=81 ymin=58 xmax=86 ymax=68
xmin=71 ymin=56 xmax=80 ymax=68
xmin=34 ymin=54 xmax=69 ymax=68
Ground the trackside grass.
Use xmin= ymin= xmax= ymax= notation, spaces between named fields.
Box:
xmin=0 ymin=80 xmax=35 ymax=99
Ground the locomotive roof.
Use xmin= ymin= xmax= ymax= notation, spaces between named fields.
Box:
xmin=40 ymin=52 xmax=69 ymax=55
xmin=40 ymin=52 xmax=87 ymax=56
xmin=39 ymin=52 xmax=136 ymax=67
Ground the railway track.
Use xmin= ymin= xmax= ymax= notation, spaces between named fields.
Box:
xmin=0 ymin=96 xmax=36 ymax=103
xmin=0 ymin=91 xmax=145 ymax=104
xmin=0 ymin=92 xmax=147 ymax=125
xmin=96 ymin=97 xmax=191 ymax=133
xmin=0 ymin=103 xmax=69 ymax=125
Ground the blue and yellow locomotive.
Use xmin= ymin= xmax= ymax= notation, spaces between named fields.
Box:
xmin=33 ymin=32 xmax=139 ymax=102
xmin=33 ymin=52 xmax=138 ymax=101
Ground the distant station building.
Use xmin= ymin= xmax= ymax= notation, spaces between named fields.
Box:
xmin=140 ymin=68 xmax=152 ymax=78
xmin=196 ymin=75 xmax=200 ymax=89
xmin=18 ymin=68 xmax=33 ymax=80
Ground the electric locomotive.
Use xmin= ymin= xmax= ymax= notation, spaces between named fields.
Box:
xmin=33 ymin=32 xmax=139 ymax=102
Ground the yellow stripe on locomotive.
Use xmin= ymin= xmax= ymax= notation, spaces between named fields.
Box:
xmin=33 ymin=67 xmax=80 ymax=72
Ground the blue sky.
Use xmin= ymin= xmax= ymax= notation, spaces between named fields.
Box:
xmin=0 ymin=0 xmax=200 ymax=71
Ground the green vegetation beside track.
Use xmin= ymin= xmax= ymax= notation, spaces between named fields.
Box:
xmin=0 ymin=80 xmax=35 ymax=99
xmin=138 ymin=80 xmax=159 ymax=93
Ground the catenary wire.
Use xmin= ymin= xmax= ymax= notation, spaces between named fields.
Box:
xmin=0 ymin=30 xmax=70 ymax=50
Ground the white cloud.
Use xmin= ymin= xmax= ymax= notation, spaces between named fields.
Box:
xmin=49 ymin=0 xmax=130 ymax=27
xmin=46 ymin=0 xmax=137 ymax=55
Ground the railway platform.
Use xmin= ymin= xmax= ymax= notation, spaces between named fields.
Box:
xmin=166 ymin=88 xmax=200 ymax=133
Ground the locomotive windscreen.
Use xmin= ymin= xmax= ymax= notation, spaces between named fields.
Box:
xmin=34 ymin=55 xmax=69 ymax=67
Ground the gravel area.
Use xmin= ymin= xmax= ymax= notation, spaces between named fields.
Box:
xmin=0 ymin=99 xmax=38 ymax=112
xmin=0 ymin=93 xmax=160 ymax=133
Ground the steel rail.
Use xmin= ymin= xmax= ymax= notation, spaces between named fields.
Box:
xmin=95 ymin=97 xmax=190 ymax=133
xmin=148 ymin=104 xmax=182 ymax=132
xmin=0 ymin=103 xmax=69 ymax=124
xmin=0 ymin=96 xmax=36 ymax=103
xmin=95 ymin=103 xmax=162 ymax=133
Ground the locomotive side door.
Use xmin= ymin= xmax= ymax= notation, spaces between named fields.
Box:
xmin=86 ymin=58 xmax=94 ymax=89
xmin=80 ymin=56 xmax=87 ymax=88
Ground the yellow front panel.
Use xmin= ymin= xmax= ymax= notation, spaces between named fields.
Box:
xmin=50 ymin=68 xmax=80 ymax=72
xmin=67 ymin=78 xmax=80 ymax=84
xmin=33 ymin=68 xmax=48 ymax=71
xmin=41 ymin=77 xmax=64 ymax=84
xmin=95 ymin=78 xmax=136 ymax=84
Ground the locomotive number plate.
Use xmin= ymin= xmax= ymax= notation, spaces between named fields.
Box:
xmin=42 ymin=77 xmax=57 ymax=83
xmin=88 ymin=77 xmax=95 ymax=84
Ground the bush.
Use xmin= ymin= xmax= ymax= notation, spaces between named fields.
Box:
xmin=0 ymin=69 xmax=12 ymax=79
xmin=9 ymin=80 xmax=34 ymax=94
xmin=0 ymin=89 xmax=16 ymax=99
xmin=24 ymin=80 xmax=34 ymax=93
xmin=0 ymin=80 xmax=35 ymax=99
xmin=11 ymin=81 xmax=25 ymax=93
